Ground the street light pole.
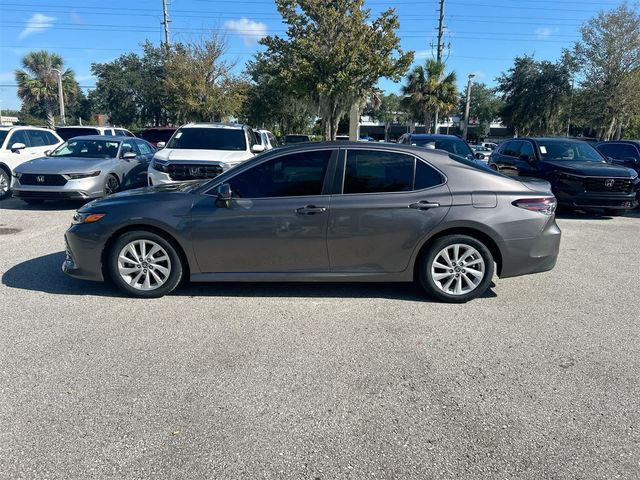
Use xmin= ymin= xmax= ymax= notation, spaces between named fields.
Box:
xmin=51 ymin=68 xmax=65 ymax=126
xmin=461 ymin=73 xmax=475 ymax=141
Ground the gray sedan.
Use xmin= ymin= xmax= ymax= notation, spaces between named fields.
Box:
xmin=12 ymin=135 xmax=155 ymax=204
xmin=63 ymin=142 xmax=562 ymax=302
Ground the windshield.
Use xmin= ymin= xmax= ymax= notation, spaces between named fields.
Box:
xmin=51 ymin=139 xmax=120 ymax=159
xmin=166 ymin=127 xmax=247 ymax=151
xmin=56 ymin=127 xmax=100 ymax=141
xmin=0 ymin=131 xmax=8 ymax=146
xmin=413 ymin=138 xmax=474 ymax=157
xmin=537 ymin=139 xmax=605 ymax=163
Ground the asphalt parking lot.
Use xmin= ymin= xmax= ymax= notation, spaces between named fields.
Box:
xmin=1 ymin=197 xmax=639 ymax=479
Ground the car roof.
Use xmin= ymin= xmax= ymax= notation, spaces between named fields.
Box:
xmin=142 ymin=126 xmax=176 ymax=131
xmin=408 ymin=134 xmax=463 ymax=140
xmin=0 ymin=125 xmax=51 ymax=131
xmin=180 ymin=123 xmax=247 ymax=130
xmin=596 ymin=139 xmax=640 ymax=145
xmin=63 ymin=135 xmax=124 ymax=141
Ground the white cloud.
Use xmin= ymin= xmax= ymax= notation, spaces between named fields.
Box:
xmin=535 ymin=27 xmax=559 ymax=39
xmin=223 ymin=17 xmax=268 ymax=46
xmin=19 ymin=13 xmax=56 ymax=39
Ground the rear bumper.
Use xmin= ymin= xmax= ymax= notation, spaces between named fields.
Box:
xmin=499 ymin=218 xmax=561 ymax=278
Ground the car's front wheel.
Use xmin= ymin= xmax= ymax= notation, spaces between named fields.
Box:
xmin=0 ymin=168 xmax=11 ymax=200
xmin=419 ymin=234 xmax=495 ymax=303
xmin=108 ymin=231 xmax=183 ymax=298
xmin=104 ymin=174 xmax=120 ymax=196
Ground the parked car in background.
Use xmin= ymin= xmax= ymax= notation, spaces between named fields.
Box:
xmin=398 ymin=133 xmax=484 ymax=162
xmin=64 ymin=142 xmax=561 ymax=302
xmin=282 ymin=134 xmax=311 ymax=145
xmin=478 ymin=142 xmax=498 ymax=150
xmin=596 ymin=140 xmax=640 ymax=175
xmin=255 ymin=129 xmax=278 ymax=150
xmin=471 ymin=145 xmax=493 ymax=161
xmin=335 ymin=135 xmax=350 ymax=141
xmin=140 ymin=127 xmax=177 ymax=148
xmin=489 ymin=137 xmax=639 ymax=215
xmin=56 ymin=126 xmax=135 ymax=141
xmin=12 ymin=136 xmax=155 ymax=204
xmin=0 ymin=125 xmax=63 ymax=199
xmin=148 ymin=123 xmax=265 ymax=186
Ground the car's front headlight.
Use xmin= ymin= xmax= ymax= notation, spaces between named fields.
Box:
xmin=64 ymin=171 xmax=101 ymax=180
xmin=151 ymin=160 xmax=171 ymax=173
xmin=72 ymin=212 xmax=107 ymax=225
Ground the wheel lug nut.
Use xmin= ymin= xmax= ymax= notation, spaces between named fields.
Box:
xmin=449 ymin=269 xmax=454 ymax=273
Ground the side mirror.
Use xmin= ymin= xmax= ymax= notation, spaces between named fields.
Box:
xmin=121 ymin=151 xmax=137 ymax=160
xmin=216 ymin=183 xmax=232 ymax=207
xmin=44 ymin=150 xmax=51 ymax=157
xmin=251 ymin=144 xmax=266 ymax=154
xmin=11 ymin=142 xmax=26 ymax=152
xmin=156 ymin=142 xmax=166 ymax=149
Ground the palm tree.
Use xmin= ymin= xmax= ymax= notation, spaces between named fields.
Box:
xmin=15 ymin=51 xmax=78 ymax=127
xmin=401 ymin=59 xmax=458 ymax=133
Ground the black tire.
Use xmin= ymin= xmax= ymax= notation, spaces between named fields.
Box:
xmin=104 ymin=174 xmax=120 ymax=196
xmin=604 ymin=209 xmax=625 ymax=217
xmin=24 ymin=199 xmax=45 ymax=205
xmin=0 ymin=168 xmax=11 ymax=200
xmin=108 ymin=230 xmax=183 ymax=298
xmin=419 ymin=234 xmax=495 ymax=303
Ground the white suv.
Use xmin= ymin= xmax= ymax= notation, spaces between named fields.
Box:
xmin=148 ymin=123 xmax=265 ymax=185
xmin=56 ymin=126 xmax=135 ymax=142
xmin=0 ymin=126 xmax=63 ymax=199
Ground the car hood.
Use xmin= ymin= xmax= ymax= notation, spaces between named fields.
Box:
xmin=542 ymin=160 xmax=635 ymax=177
xmin=153 ymin=148 xmax=253 ymax=164
xmin=15 ymin=156 xmax=113 ymax=174
xmin=83 ymin=181 xmax=202 ymax=208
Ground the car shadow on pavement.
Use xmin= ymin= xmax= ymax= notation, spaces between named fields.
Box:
xmin=0 ymin=197 xmax=85 ymax=211
xmin=3 ymin=251 xmax=498 ymax=302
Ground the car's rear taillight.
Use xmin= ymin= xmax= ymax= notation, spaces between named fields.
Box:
xmin=512 ymin=197 xmax=557 ymax=215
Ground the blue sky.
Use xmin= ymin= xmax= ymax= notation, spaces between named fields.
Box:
xmin=0 ymin=0 xmax=630 ymax=112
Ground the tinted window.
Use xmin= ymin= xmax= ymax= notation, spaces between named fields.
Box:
xmin=414 ymin=160 xmax=444 ymax=190
xmin=120 ymin=140 xmax=139 ymax=156
xmin=141 ymin=129 xmax=175 ymax=143
xmin=537 ymin=139 xmax=604 ymax=162
xmin=102 ymin=129 xmax=114 ymax=136
xmin=167 ymin=127 xmax=247 ymax=151
xmin=45 ymin=131 xmax=60 ymax=145
xmin=0 ymin=131 xmax=8 ymax=146
xmin=411 ymin=138 xmax=473 ymax=157
xmin=7 ymin=130 xmax=29 ymax=148
xmin=227 ymin=150 xmax=331 ymax=198
xmin=115 ymin=129 xmax=127 ymax=136
xmin=501 ymin=141 xmax=520 ymax=157
xmin=26 ymin=130 xmax=54 ymax=147
xmin=616 ymin=144 xmax=640 ymax=160
xmin=268 ymin=133 xmax=277 ymax=147
xmin=56 ymin=127 xmax=99 ymax=141
xmin=284 ymin=135 xmax=310 ymax=144
xmin=51 ymin=139 xmax=120 ymax=159
xmin=519 ymin=141 xmax=534 ymax=158
xmin=344 ymin=150 xmax=414 ymax=194
xmin=597 ymin=143 xmax=620 ymax=158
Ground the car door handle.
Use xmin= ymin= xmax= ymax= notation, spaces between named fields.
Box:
xmin=296 ymin=205 xmax=327 ymax=215
xmin=409 ymin=201 xmax=440 ymax=210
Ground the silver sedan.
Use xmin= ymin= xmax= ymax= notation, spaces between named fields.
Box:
xmin=12 ymin=135 xmax=155 ymax=204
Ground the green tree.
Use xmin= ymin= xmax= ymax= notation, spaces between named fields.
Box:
xmin=15 ymin=50 xmax=80 ymax=127
xmin=496 ymin=56 xmax=571 ymax=136
xmin=401 ymin=59 xmax=458 ymax=133
xmin=571 ymin=3 xmax=640 ymax=139
xmin=458 ymin=82 xmax=503 ymax=138
xmin=259 ymin=0 xmax=413 ymax=140
xmin=365 ymin=93 xmax=406 ymax=141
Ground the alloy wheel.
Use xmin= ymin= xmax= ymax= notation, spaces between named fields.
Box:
xmin=105 ymin=176 xmax=119 ymax=196
xmin=431 ymin=243 xmax=485 ymax=296
xmin=117 ymin=239 xmax=172 ymax=291
xmin=0 ymin=170 xmax=9 ymax=195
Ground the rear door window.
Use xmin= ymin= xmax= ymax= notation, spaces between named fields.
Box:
xmin=25 ymin=130 xmax=51 ymax=147
xmin=519 ymin=141 xmax=535 ymax=159
xmin=616 ymin=144 xmax=640 ymax=160
xmin=344 ymin=150 xmax=415 ymax=194
xmin=226 ymin=150 xmax=332 ymax=198
xmin=501 ymin=141 xmax=521 ymax=157
xmin=7 ymin=130 xmax=29 ymax=148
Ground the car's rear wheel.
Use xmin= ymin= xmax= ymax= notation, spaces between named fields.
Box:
xmin=0 ymin=168 xmax=11 ymax=200
xmin=419 ymin=235 xmax=494 ymax=303
xmin=104 ymin=174 xmax=120 ymax=196
xmin=108 ymin=231 xmax=183 ymax=298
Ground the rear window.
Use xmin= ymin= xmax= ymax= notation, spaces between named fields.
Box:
xmin=141 ymin=129 xmax=176 ymax=143
xmin=166 ymin=127 xmax=247 ymax=151
xmin=56 ymin=127 xmax=99 ymax=141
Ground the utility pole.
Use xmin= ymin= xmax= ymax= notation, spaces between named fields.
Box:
xmin=566 ymin=78 xmax=574 ymax=137
xmin=433 ymin=0 xmax=445 ymax=133
xmin=162 ymin=0 xmax=171 ymax=48
xmin=51 ymin=68 xmax=65 ymax=126
xmin=462 ymin=73 xmax=475 ymax=141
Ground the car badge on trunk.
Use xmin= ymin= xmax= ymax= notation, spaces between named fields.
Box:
xmin=36 ymin=175 xmax=45 ymax=183
xmin=604 ymin=179 xmax=615 ymax=188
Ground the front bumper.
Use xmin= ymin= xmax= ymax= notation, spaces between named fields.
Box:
xmin=553 ymin=186 xmax=638 ymax=210
xmin=499 ymin=217 xmax=561 ymax=278
xmin=62 ymin=225 xmax=107 ymax=281
xmin=12 ymin=177 xmax=105 ymax=200
xmin=147 ymin=163 xmax=228 ymax=186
